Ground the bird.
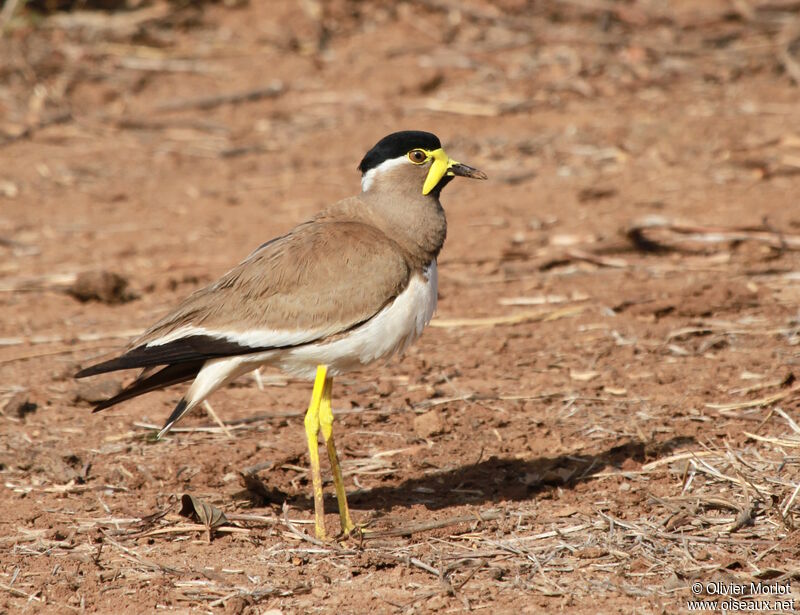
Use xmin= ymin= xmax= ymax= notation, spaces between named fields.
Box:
xmin=75 ymin=130 xmax=487 ymax=539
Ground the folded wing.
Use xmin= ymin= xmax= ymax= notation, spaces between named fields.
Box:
xmin=76 ymin=219 xmax=411 ymax=409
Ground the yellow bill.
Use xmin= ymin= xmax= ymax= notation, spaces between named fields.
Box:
xmin=422 ymin=148 xmax=488 ymax=195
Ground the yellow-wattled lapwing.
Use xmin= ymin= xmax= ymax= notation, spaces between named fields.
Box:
xmin=76 ymin=130 xmax=487 ymax=539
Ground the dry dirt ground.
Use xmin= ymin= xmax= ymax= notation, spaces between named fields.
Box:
xmin=2 ymin=1 xmax=800 ymax=613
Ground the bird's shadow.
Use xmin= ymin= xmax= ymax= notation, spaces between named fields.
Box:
xmin=238 ymin=436 xmax=695 ymax=513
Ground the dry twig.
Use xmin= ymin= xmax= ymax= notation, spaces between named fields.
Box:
xmin=154 ymin=81 xmax=285 ymax=113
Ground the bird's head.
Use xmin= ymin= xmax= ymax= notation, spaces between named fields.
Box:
xmin=358 ymin=130 xmax=487 ymax=197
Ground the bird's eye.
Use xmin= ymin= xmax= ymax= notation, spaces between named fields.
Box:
xmin=408 ymin=149 xmax=428 ymax=164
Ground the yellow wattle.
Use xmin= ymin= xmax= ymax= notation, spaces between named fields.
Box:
xmin=422 ymin=148 xmax=451 ymax=195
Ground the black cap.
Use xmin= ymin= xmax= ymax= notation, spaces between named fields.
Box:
xmin=358 ymin=131 xmax=441 ymax=173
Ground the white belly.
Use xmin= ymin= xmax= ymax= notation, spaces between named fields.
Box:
xmin=267 ymin=261 xmax=438 ymax=378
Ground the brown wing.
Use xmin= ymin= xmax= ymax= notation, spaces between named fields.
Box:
xmin=77 ymin=219 xmax=411 ymax=376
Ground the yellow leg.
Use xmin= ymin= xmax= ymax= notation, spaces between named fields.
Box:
xmin=319 ymin=375 xmax=355 ymax=535
xmin=304 ymin=365 xmax=328 ymax=539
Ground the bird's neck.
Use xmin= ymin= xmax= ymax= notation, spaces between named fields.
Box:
xmin=322 ymin=193 xmax=447 ymax=269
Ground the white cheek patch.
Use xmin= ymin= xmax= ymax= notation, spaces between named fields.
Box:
xmin=361 ymin=156 xmax=412 ymax=192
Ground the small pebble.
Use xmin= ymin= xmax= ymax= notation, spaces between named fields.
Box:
xmin=414 ymin=409 xmax=444 ymax=438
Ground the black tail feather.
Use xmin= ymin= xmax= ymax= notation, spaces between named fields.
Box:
xmin=75 ymin=335 xmax=276 ymax=378
xmin=91 ymin=361 xmax=203 ymax=413
xmin=157 ymin=398 xmax=190 ymax=438
xmin=76 ymin=335 xmax=272 ymax=379
xmin=76 ymin=356 xmax=138 ymax=379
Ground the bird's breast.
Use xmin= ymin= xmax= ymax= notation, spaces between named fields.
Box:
xmin=277 ymin=261 xmax=438 ymax=377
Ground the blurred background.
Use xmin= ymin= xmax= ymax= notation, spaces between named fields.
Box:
xmin=2 ymin=0 xmax=800 ymax=249
xmin=2 ymin=1 xmax=800 ymax=612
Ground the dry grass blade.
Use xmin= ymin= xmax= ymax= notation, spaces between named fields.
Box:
xmin=103 ymin=535 xmax=183 ymax=574
xmin=431 ymin=305 xmax=586 ymax=328
xmin=202 ymin=401 xmax=233 ymax=439
xmin=774 ymin=407 xmax=800 ymax=434
xmin=0 ymin=329 xmax=142 ymax=365
xmin=280 ymin=503 xmax=337 ymax=549
xmin=0 ymin=110 xmax=72 ymax=147
xmin=0 ymin=0 xmax=22 ymax=35
xmin=136 ymin=524 xmax=250 ymax=539
xmin=706 ymin=382 xmax=800 ymax=411
xmin=43 ymin=4 xmax=172 ymax=38
xmin=641 ymin=450 xmax=718 ymax=471
xmin=0 ymin=329 xmax=141 ymax=347
xmin=0 ymin=581 xmax=41 ymax=602
xmin=564 ymin=248 xmax=628 ymax=269
xmin=419 ymin=98 xmax=535 ymax=117
xmin=154 ymin=81 xmax=285 ymax=112
xmin=627 ymin=216 xmax=800 ymax=252
xmin=0 ymin=272 xmax=78 ymax=294
xmin=778 ymin=19 xmax=800 ymax=86
xmin=743 ymin=432 xmax=800 ymax=448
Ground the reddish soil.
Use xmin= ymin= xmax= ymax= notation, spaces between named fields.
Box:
xmin=2 ymin=1 xmax=800 ymax=613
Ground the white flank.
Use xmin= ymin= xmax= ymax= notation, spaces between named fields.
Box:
xmin=145 ymin=324 xmax=327 ymax=350
xmin=273 ymin=260 xmax=438 ymax=377
xmin=158 ymin=356 xmax=254 ymax=437
xmin=361 ymin=156 xmax=410 ymax=192
xmin=185 ymin=357 xmax=254 ymax=406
